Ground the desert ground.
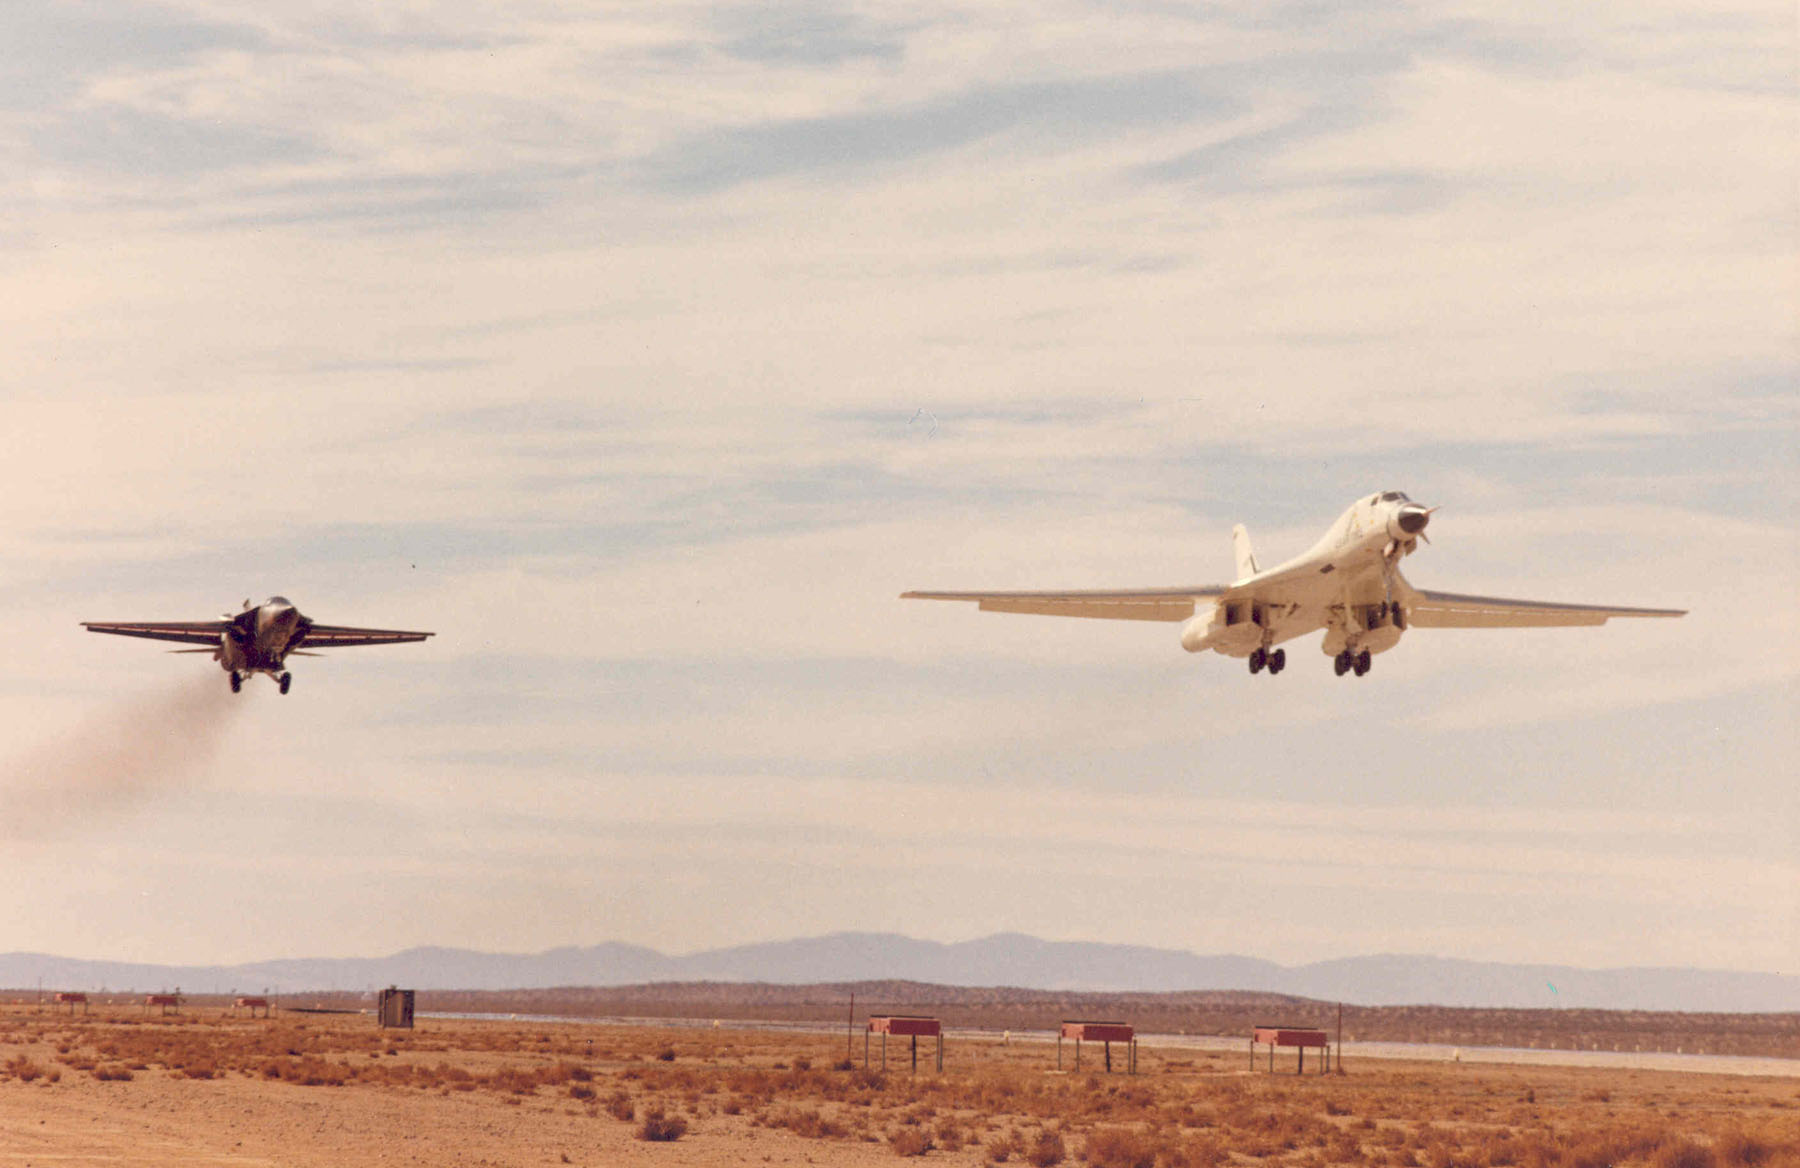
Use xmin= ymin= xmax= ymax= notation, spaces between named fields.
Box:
xmin=2 ymin=1007 xmax=1797 ymax=1167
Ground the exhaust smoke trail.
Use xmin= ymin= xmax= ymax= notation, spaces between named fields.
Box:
xmin=0 ymin=673 xmax=242 ymax=840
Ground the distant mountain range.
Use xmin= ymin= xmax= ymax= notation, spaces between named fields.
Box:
xmin=3 ymin=932 xmax=1793 ymax=1013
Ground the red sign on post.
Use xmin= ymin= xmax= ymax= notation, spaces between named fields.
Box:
xmin=1251 ymin=1026 xmax=1331 ymax=1074
xmin=865 ymin=1016 xmax=943 ymax=1071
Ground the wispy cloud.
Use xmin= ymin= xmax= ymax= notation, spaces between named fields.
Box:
xmin=0 ymin=0 xmax=1791 ymax=973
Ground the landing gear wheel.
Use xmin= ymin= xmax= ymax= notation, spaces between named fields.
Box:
xmin=1333 ymin=651 xmax=1352 ymax=677
xmin=1248 ymin=647 xmax=1266 ymax=674
xmin=278 ymin=672 xmax=292 ymax=695
xmin=229 ymin=672 xmax=242 ymax=693
xmin=1268 ymin=648 xmax=1286 ymax=675
xmin=1354 ymin=649 xmax=1372 ymax=677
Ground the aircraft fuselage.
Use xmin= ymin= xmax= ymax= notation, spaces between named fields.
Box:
xmin=219 ymin=597 xmax=307 ymax=676
xmin=1179 ymin=493 xmax=1430 ymax=665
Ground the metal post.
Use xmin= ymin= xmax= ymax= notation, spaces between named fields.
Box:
xmin=911 ymin=1034 xmax=917 ymax=1072
xmin=864 ymin=1028 xmax=869 ymax=1068
xmin=1057 ymin=1033 xmax=1062 ymax=1069
xmin=1105 ymin=1040 xmax=1112 ymax=1072
xmin=882 ymin=1031 xmax=887 ymax=1071
xmin=848 ymin=993 xmax=854 ymax=1061
xmin=936 ymin=1033 xmax=942 ymax=1072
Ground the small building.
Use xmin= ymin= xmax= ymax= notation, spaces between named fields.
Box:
xmin=865 ymin=1015 xmax=942 ymax=1072
xmin=1059 ymin=1020 xmax=1136 ymax=1073
xmin=1251 ymin=1025 xmax=1330 ymax=1074
xmin=377 ymin=986 xmax=415 ymax=1029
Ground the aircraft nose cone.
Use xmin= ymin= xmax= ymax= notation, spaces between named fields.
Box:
xmin=1396 ymin=505 xmax=1430 ymax=535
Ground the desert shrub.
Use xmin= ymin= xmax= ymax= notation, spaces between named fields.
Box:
xmin=606 ymin=1090 xmax=635 ymax=1121
xmin=1715 ymin=1133 xmax=1775 ymax=1168
xmin=656 ymin=1046 xmax=677 ymax=1062
xmin=890 ymin=1127 xmax=934 ymax=1157
xmin=1084 ymin=1127 xmax=1157 ymax=1168
xmin=636 ymin=1108 xmax=687 ymax=1142
xmin=568 ymin=1083 xmax=595 ymax=1101
xmin=92 ymin=1064 xmax=134 ymax=1082
xmin=1653 ymin=1141 xmax=1718 ymax=1168
xmin=4 ymin=1056 xmax=44 ymax=1082
xmin=1025 ymin=1128 xmax=1066 ymax=1167
xmin=1162 ymin=1133 xmax=1228 ymax=1168
xmin=769 ymin=1106 xmax=848 ymax=1140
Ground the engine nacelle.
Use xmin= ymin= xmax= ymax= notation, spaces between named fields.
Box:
xmin=1181 ymin=599 xmax=1265 ymax=655
xmin=1321 ymin=602 xmax=1407 ymax=656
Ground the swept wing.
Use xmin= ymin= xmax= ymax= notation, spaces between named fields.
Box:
xmin=1403 ymin=589 xmax=1686 ymax=628
xmin=296 ymin=624 xmax=434 ymax=648
xmin=81 ymin=620 xmax=228 ymax=646
xmin=900 ymin=587 xmax=1226 ymax=623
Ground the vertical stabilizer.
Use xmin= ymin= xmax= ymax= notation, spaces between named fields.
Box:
xmin=1232 ymin=524 xmax=1259 ymax=582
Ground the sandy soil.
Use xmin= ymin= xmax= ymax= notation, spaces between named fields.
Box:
xmin=2 ymin=1009 xmax=1796 ymax=1167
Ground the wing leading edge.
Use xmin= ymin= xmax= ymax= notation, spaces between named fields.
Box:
xmin=900 ymin=588 xmax=1225 ymax=623
xmin=1404 ymin=589 xmax=1686 ymax=629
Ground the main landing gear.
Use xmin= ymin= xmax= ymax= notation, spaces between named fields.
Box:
xmin=229 ymin=672 xmax=242 ymax=693
xmin=1248 ymin=647 xmax=1286 ymax=676
xmin=1333 ymin=649 xmax=1372 ymax=677
xmin=278 ymin=672 xmax=292 ymax=695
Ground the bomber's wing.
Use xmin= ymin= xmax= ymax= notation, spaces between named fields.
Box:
xmin=901 ymin=587 xmax=1225 ymax=622
xmin=81 ymin=620 xmax=229 ymax=646
xmin=1405 ymin=589 xmax=1686 ymax=628
xmin=296 ymin=623 xmax=434 ymax=649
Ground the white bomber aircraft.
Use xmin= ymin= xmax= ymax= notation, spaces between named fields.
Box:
xmin=82 ymin=597 xmax=433 ymax=693
xmin=903 ymin=492 xmax=1684 ymax=677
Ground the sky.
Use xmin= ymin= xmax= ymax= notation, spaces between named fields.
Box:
xmin=0 ymin=0 xmax=1794 ymax=977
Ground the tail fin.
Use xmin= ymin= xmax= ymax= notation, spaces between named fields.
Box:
xmin=1232 ymin=524 xmax=1259 ymax=582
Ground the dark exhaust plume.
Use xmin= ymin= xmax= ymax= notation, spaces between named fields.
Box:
xmin=0 ymin=673 xmax=241 ymax=839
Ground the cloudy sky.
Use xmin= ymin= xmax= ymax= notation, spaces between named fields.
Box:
xmin=1 ymin=1 xmax=1793 ymax=978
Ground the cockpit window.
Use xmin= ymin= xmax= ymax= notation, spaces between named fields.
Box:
xmin=1379 ymin=491 xmax=1409 ymax=502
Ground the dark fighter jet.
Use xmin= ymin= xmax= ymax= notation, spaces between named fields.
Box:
xmin=82 ymin=597 xmax=433 ymax=693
